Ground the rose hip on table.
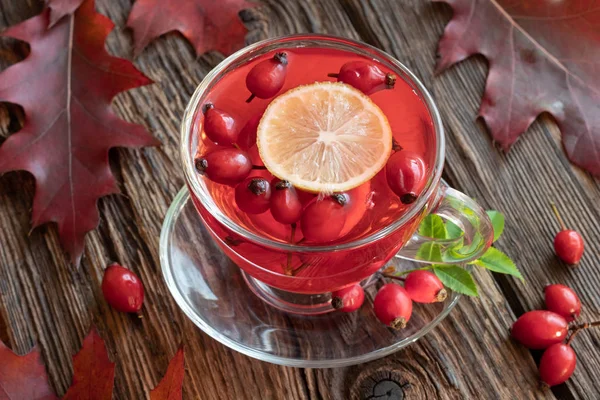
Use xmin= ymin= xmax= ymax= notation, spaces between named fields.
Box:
xmin=510 ymin=283 xmax=598 ymax=387
xmin=404 ymin=270 xmax=447 ymax=303
xmin=331 ymin=284 xmax=365 ymax=313
xmin=550 ymin=202 xmax=584 ymax=266
xmin=373 ymin=283 xmax=413 ymax=330
xmin=102 ymin=263 xmax=144 ymax=314
xmin=544 ymin=284 xmax=581 ymax=322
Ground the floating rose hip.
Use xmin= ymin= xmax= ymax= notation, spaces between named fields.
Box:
xmin=270 ymin=180 xmax=303 ymax=224
xmin=195 ymin=148 xmax=252 ymax=185
xmin=238 ymin=113 xmax=262 ymax=149
xmin=202 ymin=103 xmax=239 ymax=145
xmin=246 ymin=52 xmax=288 ymax=103
xmin=511 ymin=310 xmax=568 ymax=349
xmin=331 ymin=284 xmax=365 ymax=312
xmin=544 ymin=284 xmax=581 ymax=322
xmin=102 ymin=263 xmax=144 ymax=314
xmin=550 ymin=202 xmax=584 ymax=266
xmin=385 ymin=150 xmax=426 ymax=204
xmin=404 ymin=270 xmax=447 ymax=303
xmin=300 ymin=195 xmax=348 ymax=243
xmin=328 ymin=61 xmax=396 ymax=94
xmin=235 ymin=177 xmax=272 ymax=214
xmin=373 ymin=283 xmax=413 ymax=329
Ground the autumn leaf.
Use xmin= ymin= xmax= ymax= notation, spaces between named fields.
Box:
xmin=126 ymin=0 xmax=254 ymax=57
xmin=46 ymin=0 xmax=84 ymax=26
xmin=63 ymin=328 xmax=115 ymax=400
xmin=0 ymin=0 xmax=159 ymax=265
xmin=435 ymin=0 xmax=600 ymax=176
xmin=150 ymin=346 xmax=185 ymax=400
xmin=0 ymin=340 xmax=57 ymax=400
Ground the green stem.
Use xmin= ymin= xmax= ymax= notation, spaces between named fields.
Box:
xmin=389 ymin=265 xmax=433 ymax=277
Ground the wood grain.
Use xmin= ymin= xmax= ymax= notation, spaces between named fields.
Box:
xmin=0 ymin=0 xmax=598 ymax=399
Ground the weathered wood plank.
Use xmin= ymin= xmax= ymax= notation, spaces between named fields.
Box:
xmin=0 ymin=0 xmax=598 ymax=399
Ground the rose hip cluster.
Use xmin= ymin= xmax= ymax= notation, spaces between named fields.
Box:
xmin=194 ymin=55 xmax=429 ymax=246
xmin=511 ymin=284 xmax=597 ymax=387
xmin=331 ymin=270 xmax=447 ymax=330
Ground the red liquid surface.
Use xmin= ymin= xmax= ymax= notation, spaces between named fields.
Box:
xmin=190 ymin=47 xmax=436 ymax=293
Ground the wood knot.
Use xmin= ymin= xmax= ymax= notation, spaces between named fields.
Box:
xmin=350 ymin=367 xmax=410 ymax=400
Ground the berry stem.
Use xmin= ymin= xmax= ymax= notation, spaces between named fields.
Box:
xmin=550 ymin=201 xmax=567 ymax=231
xmin=327 ymin=73 xmax=339 ymax=78
xmin=566 ymin=321 xmax=600 ymax=345
xmin=362 ymin=278 xmax=380 ymax=290
xmin=291 ymin=262 xmax=309 ymax=276
xmin=392 ymin=266 xmax=434 ymax=277
xmin=246 ymin=93 xmax=256 ymax=103
xmin=284 ymin=223 xmax=297 ymax=276
xmin=392 ymin=138 xmax=403 ymax=152
xmin=382 ymin=273 xmax=405 ymax=282
xmin=252 ymin=165 xmax=267 ymax=170
xmin=233 ymin=143 xmax=241 ymax=150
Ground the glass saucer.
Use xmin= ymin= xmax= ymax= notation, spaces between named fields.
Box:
xmin=160 ymin=188 xmax=460 ymax=368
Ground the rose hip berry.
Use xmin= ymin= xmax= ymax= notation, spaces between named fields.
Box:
xmin=300 ymin=194 xmax=348 ymax=243
xmin=385 ymin=150 xmax=426 ymax=204
xmin=404 ymin=270 xmax=447 ymax=303
xmin=235 ymin=177 xmax=272 ymax=214
xmin=101 ymin=263 xmax=144 ymax=314
xmin=539 ymin=343 xmax=577 ymax=387
xmin=550 ymin=202 xmax=584 ymax=266
xmin=195 ymin=148 xmax=252 ymax=185
xmin=238 ymin=113 xmax=262 ymax=149
xmin=328 ymin=61 xmax=396 ymax=94
xmin=544 ymin=284 xmax=581 ymax=322
xmin=511 ymin=310 xmax=568 ymax=349
xmin=202 ymin=103 xmax=238 ymax=145
xmin=373 ymin=283 xmax=413 ymax=329
xmin=270 ymin=180 xmax=303 ymax=224
xmin=246 ymin=52 xmax=288 ymax=103
xmin=331 ymin=284 xmax=365 ymax=312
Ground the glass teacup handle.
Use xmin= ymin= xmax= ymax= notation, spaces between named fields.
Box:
xmin=396 ymin=181 xmax=494 ymax=265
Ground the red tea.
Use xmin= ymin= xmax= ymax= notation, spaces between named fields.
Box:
xmin=189 ymin=46 xmax=437 ymax=293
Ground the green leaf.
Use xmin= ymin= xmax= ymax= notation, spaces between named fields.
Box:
xmin=434 ymin=266 xmax=478 ymax=296
xmin=486 ymin=210 xmax=505 ymax=242
xmin=445 ymin=220 xmax=463 ymax=239
xmin=419 ymin=215 xmax=447 ymax=239
xmin=472 ymin=247 xmax=523 ymax=280
xmin=416 ymin=242 xmax=443 ymax=262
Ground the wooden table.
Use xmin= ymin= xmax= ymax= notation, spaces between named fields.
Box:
xmin=1 ymin=1 xmax=599 ymax=399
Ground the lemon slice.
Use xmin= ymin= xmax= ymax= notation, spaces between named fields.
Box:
xmin=257 ymin=82 xmax=393 ymax=193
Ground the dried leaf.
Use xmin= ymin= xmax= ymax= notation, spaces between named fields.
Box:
xmin=62 ymin=328 xmax=115 ymax=400
xmin=436 ymin=0 xmax=600 ymax=176
xmin=46 ymin=0 xmax=84 ymax=26
xmin=150 ymin=346 xmax=185 ymax=400
xmin=0 ymin=341 xmax=57 ymax=400
xmin=0 ymin=0 xmax=158 ymax=265
xmin=126 ymin=0 xmax=253 ymax=56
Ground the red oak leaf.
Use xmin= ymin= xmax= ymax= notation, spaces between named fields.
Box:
xmin=0 ymin=0 xmax=158 ymax=265
xmin=126 ymin=0 xmax=253 ymax=57
xmin=149 ymin=346 xmax=185 ymax=400
xmin=435 ymin=0 xmax=600 ymax=176
xmin=46 ymin=0 xmax=84 ymax=26
xmin=0 ymin=340 xmax=57 ymax=400
xmin=62 ymin=328 xmax=115 ymax=400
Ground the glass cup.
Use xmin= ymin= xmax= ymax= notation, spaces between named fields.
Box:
xmin=181 ymin=34 xmax=494 ymax=314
